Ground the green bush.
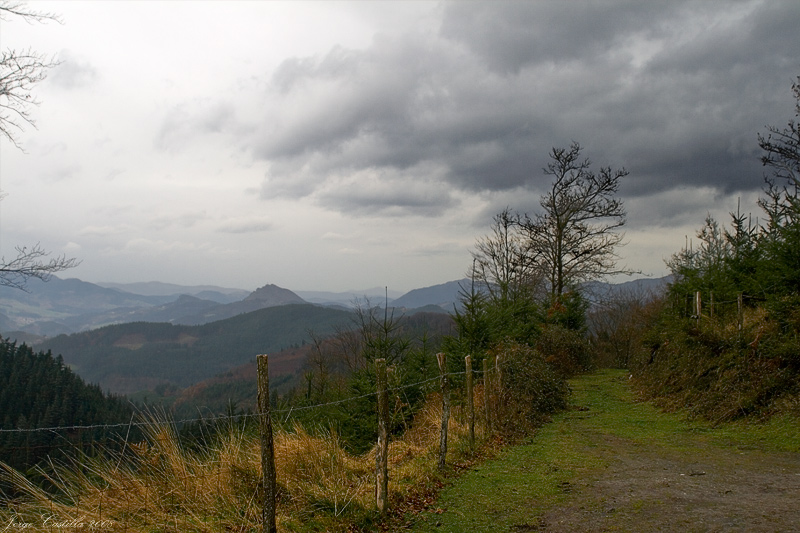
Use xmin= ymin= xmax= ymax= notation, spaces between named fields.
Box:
xmin=491 ymin=341 xmax=570 ymax=435
xmin=535 ymin=324 xmax=591 ymax=377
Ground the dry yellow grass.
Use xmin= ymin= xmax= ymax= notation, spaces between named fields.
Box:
xmin=0 ymin=391 xmax=486 ymax=532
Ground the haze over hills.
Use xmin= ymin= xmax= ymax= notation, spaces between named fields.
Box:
xmin=0 ymin=273 xmax=672 ymax=418
xmin=37 ymin=303 xmax=354 ymax=395
xmin=0 ymin=280 xmax=311 ymax=337
xmin=97 ymin=281 xmax=250 ymax=301
xmin=391 ymin=279 xmax=470 ymax=310
xmin=295 ymin=287 xmax=403 ymax=308
xmin=0 ymin=275 xmax=673 ymax=341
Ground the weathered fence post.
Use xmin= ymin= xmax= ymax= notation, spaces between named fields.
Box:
xmin=738 ymin=292 xmax=744 ymax=334
xmin=465 ymin=355 xmax=474 ymax=448
xmin=437 ymin=352 xmax=450 ymax=470
xmin=375 ymin=358 xmax=389 ymax=513
xmin=494 ymin=354 xmax=503 ymax=413
xmin=695 ymin=291 xmax=702 ymax=326
xmin=710 ymin=291 xmax=714 ymax=319
xmin=257 ymin=354 xmax=277 ymax=533
xmin=483 ymin=357 xmax=492 ymax=436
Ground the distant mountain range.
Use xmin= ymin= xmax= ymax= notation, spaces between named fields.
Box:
xmin=0 ymin=278 xmax=460 ymax=339
xmin=295 ymin=287 xmax=403 ymax=308
xmin=0 ymin=274 xmax=671 ymax=341
xmin=0 ymin=280 xmax=314 ymax=337
xmin=97 ymin=281 xmax=250 ymax=301
xmin=0 ymin=273 xmax=671 ymax=415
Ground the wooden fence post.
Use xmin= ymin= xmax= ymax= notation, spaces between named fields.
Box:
xmin=495 ymin=354 xmax=503 ymax=413
xmin=437 ymin=353 xmax=449 ymax=470
xmin=483 ymin=357 xmax=492 ymax=436
xmin=257 ymin=354 xmax=277 ymax=533
xmin=695 ymin=291 xmax=702 ymax=326
xmin=738 ymin=292 xmax=744 ymax=334
xmin=375 ymin=358 xmax=389 ymax=513
xmin=465 ymin=355 xmax=474 ymax=448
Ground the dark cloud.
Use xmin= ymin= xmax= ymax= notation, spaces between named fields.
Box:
xmin=313 ymin=168 xmax=459 ymax=217
xmin=439 ymin=0 xmax=673 ymax=74
xmin=241 ymin=1 xmax=800 ymax=220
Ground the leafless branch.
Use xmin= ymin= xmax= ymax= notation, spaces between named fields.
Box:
xmin=0 ymin=244 xmax=80 ymax=291
xmin=0 ymin=1 xmax=62 ymax=147
xmin=0 ymin=1 xmax=63 ymax=24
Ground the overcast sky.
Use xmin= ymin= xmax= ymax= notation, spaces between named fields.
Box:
xmin=1 ymin=1 xmax=798 ymax=293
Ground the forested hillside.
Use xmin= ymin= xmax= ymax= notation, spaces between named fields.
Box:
xmin=38 ymin=304 xmax=354 ymax=394
xmin=0 ymin=340 xmax=134 ymax=471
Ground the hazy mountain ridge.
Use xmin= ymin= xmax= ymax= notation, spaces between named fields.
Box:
xmin=38 ymin=304 xmax=354 ymax=395
xmin=295 ymin=287 xmax=402 ymax=308
xmin=97 ymin=281 xmax=250 ymax=301
xmin=1 ymin=275 xmax=672 ymax=340
xmin=391 ymin=279 xmax=470 ymax=310
xmin=0 ymin=280 xmax=309 ymax=336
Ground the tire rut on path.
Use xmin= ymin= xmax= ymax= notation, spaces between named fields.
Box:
xmin=409 ymin=370 xmax=800 ymax=533
xmin=539 ymin=435 xmax=800 ymax=532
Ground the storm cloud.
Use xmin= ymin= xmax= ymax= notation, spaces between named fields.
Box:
xmin=2 ymin=0 xmax=798 ymax=292
xmin=244 ymin=0 xmax=799 ymax=215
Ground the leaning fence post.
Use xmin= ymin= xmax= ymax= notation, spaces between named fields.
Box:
xmin=375 ymin=358 xmax=389 ymax=513
xmin=465 ymin=355 xmax=474 ymax=448
xmin=437 ymin=352 xmax=450 ymax=470
xmin=257 ymin=354 xmax=277 ymax=533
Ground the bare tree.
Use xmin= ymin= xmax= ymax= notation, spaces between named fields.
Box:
xmin=1 ymin=2 xmax=76 ymax=289
xmin=470 ymin=207 xmax=542 ymax=304
xmin=521 ymin=142 xmax=631 ymax=300
xmin=0 ymin=1 xmax=62 ymax=148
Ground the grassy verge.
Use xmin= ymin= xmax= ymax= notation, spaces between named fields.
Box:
xmin=409 ymin=369 xmax=800 ymax=532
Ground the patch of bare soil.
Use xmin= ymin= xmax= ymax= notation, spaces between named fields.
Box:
xmin=537 ymin=437 xmax=800 ymax=532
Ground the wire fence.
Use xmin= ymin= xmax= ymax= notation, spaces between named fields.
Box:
xmin=0 ymin=359 xmax=493 ymax=532
xmin=0 ymin=371 xmax=469 ymax=436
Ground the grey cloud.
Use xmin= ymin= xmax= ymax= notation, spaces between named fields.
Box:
xmin=156 ymin=101 xmax=239 ymax=152
xmin=49 ymin=50 xmax=97 ymax=89
xmin=439 ymin=0 xmax=674 ymax=74
xmin=242 ymin=1 xmax=798 ymax=220
xmin=148 ymin=212 xmax=209 ymax=231
xmin=315 ymin=172 xmax=458 ymax=217
xmin=45 ymin=163 xmax=81 ymax=183
xmin=217 ymin=219 xmax=273 ymax=234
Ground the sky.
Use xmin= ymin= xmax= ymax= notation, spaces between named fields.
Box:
xmin=1 ymin=0 xmax=798 ymax=293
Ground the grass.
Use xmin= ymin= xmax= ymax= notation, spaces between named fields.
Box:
xmin=0 ymin=390 xmax=484 ymax=532
xmin=409 ymin=369 xmax=800 ymax=532
xmin=4 ymin=368 xmax=796 ymax=532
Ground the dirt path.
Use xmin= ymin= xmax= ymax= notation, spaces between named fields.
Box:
xmin=409 ymin=371 xmax=800 ymax=532
xmin=538 ymin=433 xmax=800 ymax=531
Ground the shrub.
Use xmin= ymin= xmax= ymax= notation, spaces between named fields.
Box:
xmin=491 ymin=341 xmax=570 ymax=436
xmin=535 ymin=324 xmax=591 ymax=377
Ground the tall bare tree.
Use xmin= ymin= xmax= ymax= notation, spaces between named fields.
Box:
xmin=1 ymin=1 xmax=76 ymax=289
xmin=521 ymin=142 xmax=630 ymax=299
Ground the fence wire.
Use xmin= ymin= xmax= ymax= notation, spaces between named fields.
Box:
xmin=0 ymin=370 xmax=470 ymax=435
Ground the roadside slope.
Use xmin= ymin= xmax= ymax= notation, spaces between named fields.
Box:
xmin=410 ymin=370 xmax=800 ymax=532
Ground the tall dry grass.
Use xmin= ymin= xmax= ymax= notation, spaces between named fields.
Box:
xmin=0 ymin=391 xmax=485 ymax=532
